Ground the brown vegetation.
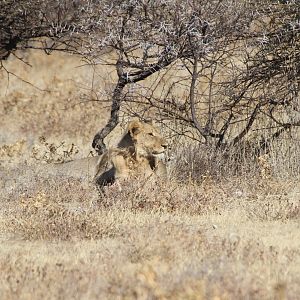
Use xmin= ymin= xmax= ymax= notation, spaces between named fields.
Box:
xmin=0 ymin=50 xmax=299 ymax=299
xmin=0 ymin=2 xmax=299 ymax=298
xmin=1 ymin=1 xmax=299 ymax=155
xmin=1 ymin=174 xmax=299 ymax=299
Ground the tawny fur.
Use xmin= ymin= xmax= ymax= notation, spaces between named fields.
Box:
xmin=94 ymin=120 xmax=168 ymax=187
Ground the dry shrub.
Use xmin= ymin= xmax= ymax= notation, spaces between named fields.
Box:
xmin=0 ymin=140 xmax=26 ymax=157
xmin=99 ymin=177 xmax=228 ymax=215
xmin=170 ymin=143 xmax=259 ymax=182
xmin=0 ymin=140 xmax=26 ymax=165
xmin=3 ymin=175 xmax=223 ymax=240
xmin=2 ymin=172 xmax=126 ymax=240
xmin=170 ymin=135 xmax=300 ymax=181
xmin=5 ymin=195 xmax=130 ymax=241
xmin=243 ymin=179 xmax=300 ymax=221
xmin=31 ymin=136 xmax=80 ymax=163
xmin=4 ymin=170 xmax=299 ymax=243
xmin=14 ymin=192 xmax=100 ymax=240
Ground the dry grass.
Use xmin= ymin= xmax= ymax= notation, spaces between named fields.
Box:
xmin=1 ymin=174 xmax=299 ymax=299
xmin=0 ymin=50 xmax=299 ymax=300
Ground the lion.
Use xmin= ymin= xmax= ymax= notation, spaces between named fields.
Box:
xmin=94 ymin=119 xmax=168 ymax=187
xmin=34 ymin=120 xmax=168 ymax=187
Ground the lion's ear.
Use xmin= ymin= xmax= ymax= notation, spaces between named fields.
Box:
xmin=128 ymin=120 xmax=142 ymax=137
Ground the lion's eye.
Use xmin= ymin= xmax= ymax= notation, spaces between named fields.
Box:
xmin=148 ymin=132 xmax=154 ymax=136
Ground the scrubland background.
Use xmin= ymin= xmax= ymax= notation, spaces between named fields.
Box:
xmin=0 ymin=50 xmax=299 ymax=300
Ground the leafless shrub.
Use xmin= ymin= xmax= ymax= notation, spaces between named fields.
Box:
xmin=170 ymin=131 xmax=300 ymax=181
xmin=1 ymin=1 xmax=299 ymax=160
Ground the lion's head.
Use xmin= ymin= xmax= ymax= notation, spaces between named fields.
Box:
xmin=126 ymin=120 xmax=168 ymax=157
